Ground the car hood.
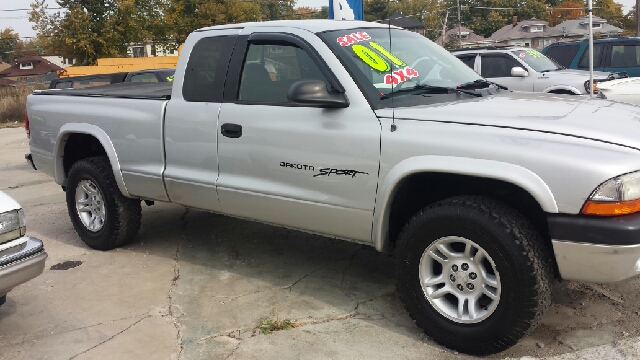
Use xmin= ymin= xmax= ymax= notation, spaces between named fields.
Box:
xmin=0 ymin=190 xmax=21 ymax=213
xmin=376 ymin=92 xmax=640 ymax=151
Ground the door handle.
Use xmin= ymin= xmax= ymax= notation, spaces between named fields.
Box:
xmin=221 ymin=123 xmax=242 ymax=138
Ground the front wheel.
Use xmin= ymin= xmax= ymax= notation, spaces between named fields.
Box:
xmin=396 ymin=196 xmax=553 ymax=355
xmin=66 ymin=157 xmax=141 ymax=250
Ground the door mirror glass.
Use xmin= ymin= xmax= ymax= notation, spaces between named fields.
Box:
xmin=287 ymin=80 xmax=349 ymax=108
xmin=511 ymin=67 xmax=528 ymax=77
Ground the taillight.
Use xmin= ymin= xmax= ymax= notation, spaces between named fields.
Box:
xmin=24 ymin=110 xmax=30 ymax=139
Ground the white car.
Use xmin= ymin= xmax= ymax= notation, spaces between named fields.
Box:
xmin=596 ymin=77 xmax=640 ymax=105
xmin=452 ymin=46 xmax=615 ymax=95
xmin=0 ymin=191 xmax=47 ymax=307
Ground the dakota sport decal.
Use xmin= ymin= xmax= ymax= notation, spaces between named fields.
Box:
xmin=314 ymin=168 xmax=369 ymax=178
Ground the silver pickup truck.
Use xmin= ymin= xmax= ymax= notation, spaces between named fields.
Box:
xmin=25 ymin=20 xmax=640 ymax=355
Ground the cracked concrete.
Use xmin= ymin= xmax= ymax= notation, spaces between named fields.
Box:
xmin=2 ymin=126 xmax=640 ymax=359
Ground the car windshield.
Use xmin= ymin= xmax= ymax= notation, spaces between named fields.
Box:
xmin=511 ymin=50 xmax=562 ymax=72
xmin=318 ymin=28 xmax=484 ymax=108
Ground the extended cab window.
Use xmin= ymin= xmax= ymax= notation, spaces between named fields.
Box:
xmin=183 ymin=35 xmax=236 ymax=102
xmin=610 ymin=44 xmax=640 ymax=68
xmin=480 ymin=55 xmax=521 ymax=77
xmin=545 ymin=45 xmax=579 ymax=68
xmin=456 ymin=55 xmax=477 ymax=70
xmin=238 ymin=42 xmax=330 ymax=104
xmin=578 ymin=43 xmax=604 ymax=69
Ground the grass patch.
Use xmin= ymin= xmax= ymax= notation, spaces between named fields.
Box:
xmin=0 ymin=84 xmax=48 ymax=124
xmin=257 ymin=318 xmax=295 ymax=335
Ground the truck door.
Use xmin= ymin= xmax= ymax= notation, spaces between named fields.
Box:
xmin=216 ymin=30 xmax=381 ymax=242
xmin=480 ymin=54 xmax=533 ymax=91
xmin=163 ymin=30 xmax=239 ymax=211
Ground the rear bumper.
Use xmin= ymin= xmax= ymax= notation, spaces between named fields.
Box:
xmin=0 ymin=236 xmax=47 ymax=296
xmin=548 ymin=213 xmax=640 ymax=283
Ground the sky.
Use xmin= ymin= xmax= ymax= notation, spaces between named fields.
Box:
xmin=0 ymin=0 xmax=636 ymax=39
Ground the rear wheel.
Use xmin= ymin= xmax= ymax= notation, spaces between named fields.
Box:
xmin=66 ymin=157 xmax=141 ymax=250
xmin=396 ymin=196 xmax=553 ymax=355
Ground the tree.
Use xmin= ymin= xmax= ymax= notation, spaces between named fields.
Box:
xmin=388 ymin=0 xmax=444 ymax=40
xmin=547 ymin=0 xmax=584 ymax=26
xmin=364 ymin=0 xmax=390 ymax=22
xmin=593 ymin=0 xmax=625 ymax=28
xmin=622 ymin=6 xmax=635 ymax=35
xmin=30 ymin=0 xmax=167 ymax=65
xmin=0 ymin=28 xmax=20 ymax=63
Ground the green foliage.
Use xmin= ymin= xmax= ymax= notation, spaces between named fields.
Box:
xmin=364 ymin=0 xmax=390 ymax=21
xmin=0 ymin=28 xmax=20 ymax=63
xmin=30 ymin=0 xmax=167 ymax=65
xmin=593 ymin=0 xmax=625 ymax=28
xmin=257 ymin=318 xmax=294 ymax=335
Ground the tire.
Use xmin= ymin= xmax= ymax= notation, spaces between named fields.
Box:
xmin=0 ymin=295 xmax=6 ymax=307
xmin=395 ymin=196 xmax=553 ymax=355
xmin=66 ymin=157 xmax=141 ymax=250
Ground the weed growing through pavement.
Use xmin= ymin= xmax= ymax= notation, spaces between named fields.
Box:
xmin=257 ymin=318 xmax=295 ymax=335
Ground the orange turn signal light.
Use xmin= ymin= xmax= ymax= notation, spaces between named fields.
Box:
xmin=581 ymin=198 xmax=640 ymax=216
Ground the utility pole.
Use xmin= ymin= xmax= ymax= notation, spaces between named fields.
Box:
xmin=457 ymin=0 xmax=462 ymax=47
xmin=636 ymin=0 xmax=639 ymax=36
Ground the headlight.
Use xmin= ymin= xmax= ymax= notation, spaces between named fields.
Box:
xmin=582 ymin=171 xmax=640 ymax=215
xmin=0 ymin=209 xmax=26 ymax=244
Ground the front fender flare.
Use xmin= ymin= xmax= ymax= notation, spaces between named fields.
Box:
xmin=54 ymin=123 xmax=130 ymax=197
xmin=543 ymin=85 xmax=582 ymax=95
xmin=372 ymin=156 xmax=558 ymax=252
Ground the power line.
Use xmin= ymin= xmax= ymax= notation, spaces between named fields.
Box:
xmin=0 ymin=7 xmax=63 ymax=12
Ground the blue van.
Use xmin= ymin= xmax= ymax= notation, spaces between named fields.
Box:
xmin=542 ymin=38 xmax=640 ymax=77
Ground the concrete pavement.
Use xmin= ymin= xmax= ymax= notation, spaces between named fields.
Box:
xmin=1 ymin=127 xmax=639 ymax=359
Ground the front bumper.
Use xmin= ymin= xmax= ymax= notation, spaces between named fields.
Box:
xmin=548 ymin=213 xmax=640 ymax=283
xmin=0 ymin=236 xmax=47 ymax=296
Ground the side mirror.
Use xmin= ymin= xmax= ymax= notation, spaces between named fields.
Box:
xmin=287 ymin=80 xmax=349 ymax=108
xmin=511 ymin=67 xmax=529 ymax=77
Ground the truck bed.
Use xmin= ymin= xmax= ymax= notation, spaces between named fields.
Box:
xmin=34 ymin=82 xmax=172 ymax=100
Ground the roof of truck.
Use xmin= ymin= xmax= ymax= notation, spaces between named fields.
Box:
xmin=196 ymin=20 xmax=399 ymax=34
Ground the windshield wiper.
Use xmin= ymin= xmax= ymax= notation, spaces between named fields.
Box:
xmin=380 ymin=84 xmax=481 ymax=99
xmin=458 ymin=79 xmax=507 ymax=91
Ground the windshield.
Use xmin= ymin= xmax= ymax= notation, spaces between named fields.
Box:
xmin=318 ymin=28 xmax=484 ymax=108
xmin=511 ymin=50 xmax=562 ymax=72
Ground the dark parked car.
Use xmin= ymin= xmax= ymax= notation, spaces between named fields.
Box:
xmin=49 ymin=68 xmax=175 ymax=89
xmin=542 ymin=37 xmax=640 ymax=77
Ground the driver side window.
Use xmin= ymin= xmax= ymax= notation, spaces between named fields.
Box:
xmin=481 ymin=55 xmax=521 ymax=78
xmin=238 ymin=42 xmax=330 ymax=104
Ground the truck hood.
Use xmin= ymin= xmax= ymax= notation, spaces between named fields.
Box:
xmin=376 ymin=92 xmax=640 ymax=151
xmin=551 ymin=69 xmax=611 ymax=78
xmin=0 ymin=190 xmax=21 ymax=213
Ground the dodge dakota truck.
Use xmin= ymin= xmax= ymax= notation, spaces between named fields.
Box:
xmin=25 ymin=20 xmax=640 ymax=355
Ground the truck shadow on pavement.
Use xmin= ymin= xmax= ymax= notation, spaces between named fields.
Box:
xmin=30 ymin=201 xmax=640 ymax=359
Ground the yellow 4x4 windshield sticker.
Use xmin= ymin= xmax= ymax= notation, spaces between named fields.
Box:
xmin=369 ymin=42 xmax=406 ymax=67
xmin=352 ymin=44 xmax=391 ymax=72
xmin=524 ymin=50 xmax=545 ymax=59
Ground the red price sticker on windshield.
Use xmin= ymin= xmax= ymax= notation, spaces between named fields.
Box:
xmin=519 ymin=52 xmax=526 ymax=59
xmin=337 ymin=32 xmax=371 ymax=47
xmin=384 ymin=67 xmax=419 ymax=85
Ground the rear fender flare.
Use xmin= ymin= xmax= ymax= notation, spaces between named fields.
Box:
xmin=54 ymin=123 xmax=130 ymax=197
xmin=373 ymin=156 xmax=558 ymax=252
